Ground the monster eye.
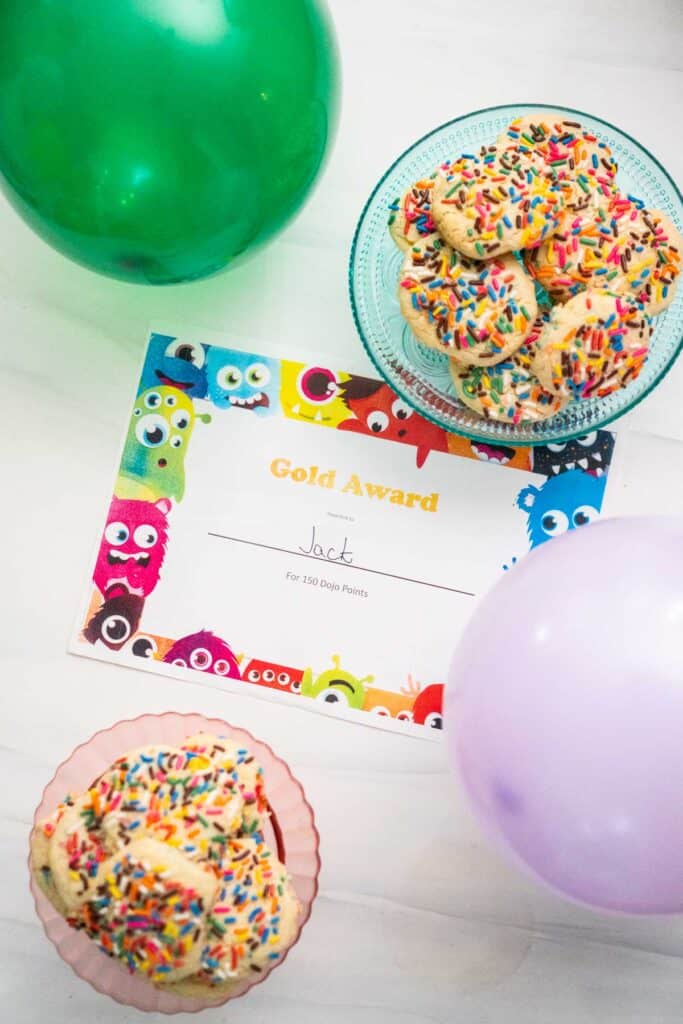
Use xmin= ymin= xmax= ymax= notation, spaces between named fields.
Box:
xmin=172 ymin=657 xmax=187 ymax=668
xmin=316 ymin=687 xmax=349 ymax=707
xmin=165 ymin=339 xmax=205 ymax=369
xmin=297 ymin=366 xmax=338 ymax=405
xmin=247 ymin=668 xmax=261 ymax=682
xmin=573 ymin=504 xmax=599 ymax=528
xmin=135 ymin=414 xmax=169 ymax=448
xmin=144 ymin=391 xmax=162 ymax=409
xmin=169 ymin=435 xmax=183 ymax=449
xmin=189 ymin=647 xmax=213 ymax=671
xmin=171 ymin=409 xmax=190 ymax=430
xmin=541 ymin=509 xmax=569 ymax=537
xmin=165 ymin=393 xmax=177 ymax=407
xmin=101 ymin=614 xmax=131 ymax=645
xmin=290 ymin=679 xmax=302 ymax=694
xmin=547 ymin=442 xmax=566 ymax=453
xmin=104 ymin=521 xmax=129 ymax=546
xmin=263 ymin=669 xmax=275 ymax=683
xmin=246 ymin=363 xmax=271 ymax=388
xmin=424 ymin=711 xmax=443 ymax=730
xmin=277 ymin=672 xmax=290 ymax=686
xmin=391 ymin=399 xmax=413 ymax=421
xmin=133 ymin=524 xmax=158 ymax=548
xmin=214 ymin=659 xmax=231 ymax=676
xmin=371 ymin=705 xmax=390 ymax=717
xmin=133 ymin=407 xmax=142 ymax=417
xmin=397 ymin=710 xmax=413 ymax=723
xmin=132 ymin=637 xmax=157 ymax=658
xmin=217 ymin=365 xmax=242 ymax=391
xmin=367 ymin=411 xmax=389 ymax=434
xmin=577 ymin=432 xmax=598 ymax=447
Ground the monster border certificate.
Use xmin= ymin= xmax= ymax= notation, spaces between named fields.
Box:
xmin=69 ymin=328 xmax=617 ymax=739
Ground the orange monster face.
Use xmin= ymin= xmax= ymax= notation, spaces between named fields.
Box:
xmin=338 ymin=376 xmax=449 ymax=468
xmin=241 ymin=657 xmax=304 ymax=694
xmin=446 ymin=433 xmax=531 ymax=470
xmin=362 ymin=686 xmax=415 ymax=723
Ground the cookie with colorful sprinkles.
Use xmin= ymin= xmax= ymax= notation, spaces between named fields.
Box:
xmin=527 ymin=196 xmax=682 ymax=314
xmin=181 ymin=733 xmax=269 ymax=835
xmin=450 ymin=312 xmax=568 ymax=423
xmin=533 ymin=289 xmax=653 ymax=400
xmin=387 ymin=164 xmax=450 ymax=251
xmin=431 ymin=146 xmax=564 ymax=258
xmin=497 ymin=114 xmax=618 ymax=212
xmin=68 ymin=837 xmax=218 ymax=983
xmin=399 ymin=237 xmax=538 ymax=366
xmin=162 ymin=835 xmax=301 ymax=997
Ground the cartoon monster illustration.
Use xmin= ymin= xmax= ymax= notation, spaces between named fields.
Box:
xmin=83 ymin=592 xmax=145 ymax=651
xmin=280 ymin=360 xmax=351 ymax=427
xmin=531 ymin=431 xmax=615 ymax=478
xmin=93 ymin=496 xmax=171 ymax=599
xmin=138 ymin=333 xmax=209 ymax=398
xmin=452 ymin=436 xmax=532 ymax=471
xmin=412 ymin=683 xmax=444 ymax=730
xmin=162 ymin=630 xmax=241 ymax=678
xmin=241 ymin=657 xmax=304 ymax=694
xmin=362 ymin=686 xmax=416 ymax=721
xmin=206 ymin=348 xmax=280 ymax=416
xmin=516 ymin=469 xmax=607 ymax=550
xmin=301 ymin=655 xmax=373 ymax=710
xmin=119 ymin=386 xmax=211 ymax=502
xmin=130 ymin=632 xmax=176 ymax=661
xmin=338 ymin=376 xmax=449 ymax=469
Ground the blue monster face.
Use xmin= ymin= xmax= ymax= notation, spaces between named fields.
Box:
xmin=139 ymin=333 xmax=209 ymax=399
xmin=516 ymin=469 xmax=607 ymax=550
xmin=206 ymin=348 xmax=280 ymax=415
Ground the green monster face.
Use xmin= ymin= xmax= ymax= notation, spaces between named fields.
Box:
xmin=301 ymin=655 xmax=373 ymax=711
xmin=119 ymin=386 xmax=210 ymax=502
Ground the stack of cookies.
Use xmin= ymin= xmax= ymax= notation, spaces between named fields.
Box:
xmin=389 ymin=114 xmax=681 ymax=424
xmin=31 ymin=734 xmax=301 ymax=998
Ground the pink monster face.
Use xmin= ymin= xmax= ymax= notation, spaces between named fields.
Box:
xmin=93 ymin=497 xmax=171 ymax=599
xmin=162 ymin=630 xmax=241 ymax=679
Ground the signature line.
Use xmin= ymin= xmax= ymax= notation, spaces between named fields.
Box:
xmin=207 ymin=532 xmax=475 ymax=597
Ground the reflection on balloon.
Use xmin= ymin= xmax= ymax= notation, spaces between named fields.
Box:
xmin=447 ymin=517 xmax=683 ymax=913
xmin=0 ymin=0 xmax=339 ymax=284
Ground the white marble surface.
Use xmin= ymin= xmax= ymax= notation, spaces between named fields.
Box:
xmin=2 ymin=1 xmax=683 ymax=1021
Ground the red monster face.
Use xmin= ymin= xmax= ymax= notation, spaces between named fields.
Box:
xmin=338 ymin=376 xmax=449 ymax=468
xmin=162 ymin=630 xmax=240 ymax=678
xmin=241 ymin=658 xmax=304 ymax=694
xmin=412 ymin=683 xmax=444 ymax=730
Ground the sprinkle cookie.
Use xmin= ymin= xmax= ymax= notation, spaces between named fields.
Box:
xmin=431 ymin=146 xmax=564 ymax=258
xmin=68 ymin=838 xmax=218 ymax=983
xmin=181 ymin=733 xmax=268 ymax=835
xmin=164 ymin=835 xmax=300 ymax=995
xmin=450 ymin=312 xmax=568 ymax=423
xmin=533 ymin=290 xmax=652 ymax=400
xmin=527 ymin=196 xmax=682 ymax=314
xmin=399 ymin=238 xmax=538 ymax=366
xmin=497 ymin=114 xmax=617 ymax=211
xmin=388 ymin=165 xmax=450 ymax=251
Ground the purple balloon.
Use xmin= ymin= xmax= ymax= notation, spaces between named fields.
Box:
xmin=447 ymin=516 xmax=683 ymax=914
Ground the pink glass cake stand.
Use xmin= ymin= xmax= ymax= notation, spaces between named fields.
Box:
xmin=29 ymin=712 xmax=320 ymax=1013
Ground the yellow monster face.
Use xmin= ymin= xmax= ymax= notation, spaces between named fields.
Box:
xmin=279 ymin=360 xmax=351 ymax=428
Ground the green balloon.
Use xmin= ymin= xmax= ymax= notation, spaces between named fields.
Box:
xmin=0 ymin=0 xmax=339 ymax=284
